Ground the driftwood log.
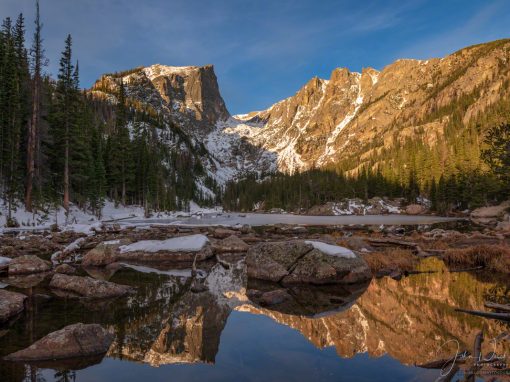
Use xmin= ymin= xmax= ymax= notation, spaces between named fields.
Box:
xmin=484 ymin=301 xmax=510 ymax=313
xmin=367 ymin=238 xmax=432 ymax=257
xmin=455 ymin=308 xmax=510 ymax=321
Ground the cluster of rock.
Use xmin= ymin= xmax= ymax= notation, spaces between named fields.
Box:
xmin=304 ymin=198 xmax=428 ymax=216
xmin=0 ymin=226 xmax=371 ymax=368
xmin=470 ymin=201 xmax=510 ymax=232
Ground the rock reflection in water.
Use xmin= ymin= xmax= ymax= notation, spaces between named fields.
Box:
xmin=246 ymin=279 xmax=370 ymax=317
xmin=2 ymin=257 xmax=510 ymax=382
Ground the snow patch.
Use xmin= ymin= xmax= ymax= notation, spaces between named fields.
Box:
xmin=119 ymin=234 xmax=209 ymax=253
xmin=0 ymin=256 xmax=12 ymax=266
xmin=305 ymin=241 xmax=356 ymax=258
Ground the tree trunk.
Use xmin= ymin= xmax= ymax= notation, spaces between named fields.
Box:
xmin=25 ymin=74 xmax=39 ymax=212
xmin=63 ymin=119 xmax=70 ymax=216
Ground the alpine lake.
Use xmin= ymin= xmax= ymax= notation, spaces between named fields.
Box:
xmin=1 ymin=217 xmax=509 ymax=382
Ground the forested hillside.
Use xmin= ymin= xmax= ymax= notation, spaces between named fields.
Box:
xmin=0 ymin=2 xmax=217 ymax=226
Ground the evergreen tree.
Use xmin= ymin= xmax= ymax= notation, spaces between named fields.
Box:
xmin=26 ymin=0 xmax=46 ymax=212
xmin=47 ymin=35 xmax=78 ymax=218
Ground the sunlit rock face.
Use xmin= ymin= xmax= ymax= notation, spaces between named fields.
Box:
xmin=237 ymin=40 xmax=510 ymax=173
xmin=90 ymin=40 xmax=510 ymax=183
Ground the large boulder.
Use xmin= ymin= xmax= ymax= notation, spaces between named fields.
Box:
xmin=0 ymin=289 xmax=26 ymax=324
xmin=405 ymin=204 xmax=425 ymax=215
xmin=8 ymin=255 xmax=51 ymax=275
xmin=212 ymin=235 xmax=249 ymax=253
xmin=246 ymin=241 xmax=313 ymax=282
xmin=49 ymin=274 xmax=133 ymax=299
xmin=4 ymin=323 xmax=112 ymax=361
xmin=246 ymin=240 xmax=371 ymax=285
xmin=81 ymin=239 xmax=128 ymax=267
xmin=116 ymin=234 xmax=213 ymax=263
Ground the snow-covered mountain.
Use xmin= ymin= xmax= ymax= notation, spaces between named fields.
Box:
xmin=91 ymin=39 xmax=510 ymax=187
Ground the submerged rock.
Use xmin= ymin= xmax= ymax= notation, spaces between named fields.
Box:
xmin=0 ymin=289 xmax=26 ymax=324
xmin=4 ymin=323 xmax=113 ymax=361
xmin=49 ymin=274 xmax=133 ymax=298
xmin=2 ymin=272 xmax=51 ymax=289
xmin=8 ymin=255 xmax=51 ymax=275
xmin=246 ymin=240 xmax=371 ymax=285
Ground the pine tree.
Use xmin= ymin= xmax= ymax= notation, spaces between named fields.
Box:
xmin=26 ymin=0 xmax=46 ymax=212
xmin=47 ymin=35 xmax=78 ymax=218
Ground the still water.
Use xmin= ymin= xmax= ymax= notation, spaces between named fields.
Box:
xmin=1 ymin=258 xmax=509 ymax=382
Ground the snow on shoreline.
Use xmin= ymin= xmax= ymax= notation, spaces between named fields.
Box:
xmin=0 ymin=200 xmax=223 ymax=234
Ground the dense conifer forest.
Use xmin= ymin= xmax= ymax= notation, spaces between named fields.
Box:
xmin=0 ymin=2 xmax=213 ymax=225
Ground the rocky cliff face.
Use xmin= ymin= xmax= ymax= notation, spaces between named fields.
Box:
xmin=232 ymin=39 xmax=510 ymax=173
xmin=92 ymin=64 xmax=229 ymax=134
xmin=91 ymin=38 xmax=510 ymax=186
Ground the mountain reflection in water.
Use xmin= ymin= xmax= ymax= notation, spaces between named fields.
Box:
xmin=1 ymin=258 xmax=509 ymax=382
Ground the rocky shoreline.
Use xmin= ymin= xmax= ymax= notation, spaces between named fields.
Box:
xmin=0 ymin=208 xmax=509 ymax=364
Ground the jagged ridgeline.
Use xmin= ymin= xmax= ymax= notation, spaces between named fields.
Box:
xmin=222 ymin=39 xmax=510 ymax=211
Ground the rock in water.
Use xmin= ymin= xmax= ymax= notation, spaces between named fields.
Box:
xmin=0 ymin=290 xmax=26 ymax=324
xmin=212 ymin=235 xmax=249 ymax=253
xmin=81 ymin=239 xmax=128 ymax=267
xmin=246 ymin=241 xmax=313 ymax=282
xmin=246 ymin=240 xmax=371 ymax=285
xmin=8 ymin=255 xmax=51 ymax=275
xmin=4 ymin=323 xmax=113 ymax=361
xmin=49 ymin=274 xmax=133 ymax=298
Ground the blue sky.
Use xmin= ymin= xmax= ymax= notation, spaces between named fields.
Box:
xmin=1 ymin=0 xmax=509 ymax=114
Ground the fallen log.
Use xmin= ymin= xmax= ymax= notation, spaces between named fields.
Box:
xmin=484 ymin=301 xmax=510 ymax=313
xmin=455 ymin=308 xmax=510 ymax=321
xmin=449 ymin=266 xmax=484 ymax=273
xmin=367 ymin=238 xmax=418 ymax=248
xmin=367 ymin=238 xmax=432 ymax=257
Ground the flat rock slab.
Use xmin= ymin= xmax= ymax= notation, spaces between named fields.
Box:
xmin=212 ymin=235 xmax=249 ymax=253
xmin=4 ymin=323 xmax=113 ymax=361
xmin=246 ymin=240 xmax=372 ymax=285
xmin=49 ymin=274 xmax=133 ymax=299
xmin=116 ymin=234 xmax=213 ymax=263
xmin=8 ymin=255 xmax=51 ymax=275
xmin=0 ymin=289 xmax=27 ymax=324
